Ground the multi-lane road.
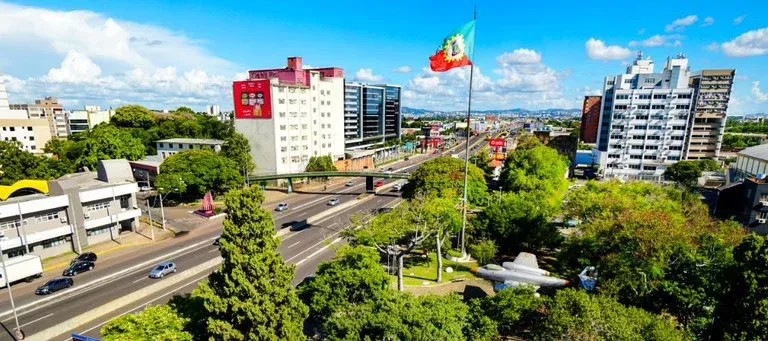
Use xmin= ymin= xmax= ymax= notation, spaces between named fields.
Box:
xmin=0 ymin=134 xmax=488 ymax=340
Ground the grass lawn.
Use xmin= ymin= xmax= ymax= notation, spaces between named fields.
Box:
xmin=390 ymin=253 xmax=479 ymax=287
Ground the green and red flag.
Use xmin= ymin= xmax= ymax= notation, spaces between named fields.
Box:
xmin=429 ymin=20 xmax=476 ymax=72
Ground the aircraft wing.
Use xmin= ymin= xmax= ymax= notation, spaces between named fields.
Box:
xmin=513 ymin=252 xmax=539 ymax=269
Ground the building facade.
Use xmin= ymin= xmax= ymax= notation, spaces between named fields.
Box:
xmin=0 ymin=160 xmax=140 ymax=260
xmin=344 ymin=82 xmax=402 ymax=150
xmin=234 ymin=57 xmax=345 ymax=174
xmin=155 ymin=138 xmax=225 ymax=159
xmin=580 ymin=96 xmax=601 ymax=143
xmin=0 ymin=75 xmax=53 ymax=152
xmin=687 ymin=69 xmax=735 ymax=160
xmin=596 ymin=53 xmax=695 ymax=181
xmin=25 ymin=97 xmax=68 ymax=139
xmin=67 ymin=105 xmax=115 ymax=135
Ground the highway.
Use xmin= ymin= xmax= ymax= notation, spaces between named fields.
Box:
xmin=0 ymin=134 xmax=488 ymax=340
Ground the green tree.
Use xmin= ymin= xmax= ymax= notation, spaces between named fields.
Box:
xmin=101 ymin=305 xmax=192 ymax=341
xmin=469 ymin=239 xmax=497 ymax=265
xmin=111 ymin=105 xmax=156 ymax=129
xmin=404 ymin=156 xmax=487 ymax=205
xmin=475 ymin=191 xmax=561 ymax=254
xmin=535 ymin=289 xmax=687 ymax=340
xmin=469 ymin=147 xmax=494 ymax=176
xmin=305 ymin=155 xmax=337 ymax=173
xmin=710 ymin=234 xmax=768 ymax=340
xmin=0 ymin=141 xmax=73 ymax=185
xmin=155 ymin=149 xmax=242 ymax=200
xmin=323 ymin=292 xmax=469 ymax=341
xmin=299 ymin=245 xmax=389 ymax=334
xmin=221 ymin=132 xmax=255 ymax=174
xmin=43 ymin=138 xmax=75 ymax=158
xmin=417 ymin=196 xmax=462 ymax=282
xmin=174 ymin=106 xmax=196 ymax=115
xmin=195 ymin=186 xmax=307 ymax=340
xmin=70 ymin=125 xmax=145 ymax=170
xmin=514 ymin=133 xmax=542 ymax=150
xmin=663 ymin=159 xmax=722 ymax=188
xmin=500 ymin=145 xmax=567 ymax=194
xmin=475 ymin=286 xmax=543 ymax=337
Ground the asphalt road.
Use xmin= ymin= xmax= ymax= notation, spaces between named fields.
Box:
xmin=0 ymin=134 xmax=488 ymax=340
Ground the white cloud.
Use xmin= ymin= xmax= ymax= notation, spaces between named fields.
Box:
xmin=392 ymin=66 xmax=411 ymax=73
xmin=733 ymin=15 xmax=746 ymax=25
xmin=629 ymin=34 xmax=684 ymax=48
xmin=665 ymin=15 xmax=698 ymax=32
xmin=0 ymin=2 xmax=238 ymax=110
xmin=45 ymin=50 xmax=102 ymax=83
xmin=721 ymin=27 xmax=768 ymax=57
xmin=706 ymin=42 xmax=720 ymax=51
xmin=353 ymin=68 xmax=384 ymax=82
xmin=496 ymin=49 xmax=542 ymax=64
xmin=702 ymin=17 xmax=714 ymax=26
xmin=585 ymin=38 xmax=632 ymax=60
xmin=637 ymin=28 xmax=646 ymax=35
xmin=753 ymin=81 xmax=768 ymax=102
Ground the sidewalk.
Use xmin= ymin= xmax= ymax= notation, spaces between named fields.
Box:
xmin=41 ymin=223 xmax=173 ymax=272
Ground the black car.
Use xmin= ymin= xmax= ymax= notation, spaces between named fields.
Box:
xmin=35 ymin=278 xmax=73 ymax=295
xmin=213 ymin=237 xmax=220 ymax=246
xmin=71 ymin=252 xmax=97 ymax=264
xmin=62 ymin=261 xmax=95 ymax=276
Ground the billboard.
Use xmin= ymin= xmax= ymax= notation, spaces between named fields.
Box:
xmin=233 ymin=80 xmax=272 ymax=119
xmin=489 ymin=138 xmax=506 ymax=147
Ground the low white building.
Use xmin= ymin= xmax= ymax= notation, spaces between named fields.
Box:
xmin=67 ymin=105 xmax=115 ymax=135
xmin=156 ymin=138 xmax=225 ymax=159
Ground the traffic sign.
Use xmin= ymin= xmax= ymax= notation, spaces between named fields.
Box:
xmin=489 ymin=138 xmax=506 ymax=147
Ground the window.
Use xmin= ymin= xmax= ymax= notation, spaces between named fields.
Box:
xmin=643 ymin=166 xmax=657 ymax=171
xmin=289 ymin=99 xmax=297 ymax=104
xmin=668 ymin=156 xmax=680 ymax=161
xmin=629 ymin=164 xmax=642 ymax=169
xmin=630 ymin=155 xmax=642 ymax=160
xmin=632 ymin=135 xmax=644 ymax=140
xmin=302 ymin=135 xmax=308 ymax=141
xmin=280 ymin=136 xmax=287 ymax=142
xmin=279 ymin=125 xmax=286 ymax=130
xmin=632 ymin=145 xmax=643 ymax=149
xmin=673 ymin=126 xmax=686 ymax=130
xmin=645 ymin=145 xmax=659 ymax=150
xmin=671 ymin=136 xmax=685 ymax=141
xmin=652 ymin=105 xmax=665 ymax=109
xmin=676 ymin=105 xmax=690 ymax=110
xmin=279 ymin=99 xmax=285 ymax=104
xmin=647 ymin=136 xmax=661 ymax=140
xmin=320 ymin=90 xmax=325 ymax=95
xmin=301 ymin=124 xmax=308 ymax=129
xmin=644 ymin=155 xmax=657 ymax=160
xmin=279 ymin=112 xmax=286 ymax=118
xmin=638 ymin=105 xmax=650 ymax=110
xmin=624 ymin=79 xmax=633 ymax=84
xmin=41 ymin=236 xmax=69 ymax=249
xmin=678 ymin=94 xmax=692 ymax=99
xmin=282 ymin=157 xmax=287 ymax=164
xmin=35 ymin=212 xmax=60 ymax=222
xmin=615 ymin=105 xmax=628 ymax=110
xmin=653 ymin=94 xmax=665 ymax=99
xmin=670 ymin=146 xmax=683 ymax=150
xmin=608 ymin=154 xmax=621 ymax=158
xmin=30 ymin=146 xmax=36 ymax=150
xmin=27 ymin=127 xmax=32 ymax=131
xmin=321 ymin=100 xmax=325 ymax=105
xmin=9 ymin=127 xmax=14 ymax=132
xmin=607 ymin=80 xmax=615 ymax=85
xmin=644 ymin=79 xmax=656 ymax=84
xmin=29 ymin=136 xmax=34 ymax=141
xmin=634 ymin=125 xmax=646 ymax=130
xmin=0 ymin=219 xmax=20 ymax=232
xmin=86 ymin=226 xmax=111 ymax=237
xmin=636 ymin=115 xmax=648 ymax=119
xmin=87 ymin=202 xmax=110 ymax=212
xmin=321 ymin=124 xmax=325 ymax=129
xmin=281 ymin=146 xmax=288 ymax=152
xmin=610 ymin=144 xmax=622 ymax=149
xmin=639 ymin=94 xmax=651 ymax=99
xmin=648 ymin=126 xmax=662 ymax=130
xmin=11 ymin=137 xmax=16 ymax=141
xmin=611 ymin=135 xmax=623 ymax=140
xmin=616 ymin=95 xmax=629 ymax=100
xmin=278 ymin=87 xmax=285 ymax=93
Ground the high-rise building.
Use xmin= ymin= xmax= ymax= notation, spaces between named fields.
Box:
xmin=687 ymin=69 xmax=735 ymax=160
xmin=580 ymin=96 xmax=601 ymax=143
xmin=0 ymin=74 xmax=53 ymax=153
xmin=234 ymin=57 xmax=345 ymax=174
xmin=67 ymin=105 xmax=115 ymax=135
xmin=23 ymin=97 xmax=68 ymax=139
xmin=596 ymin=53 xmax=695 ymax=181
xmin=343 ymin=82 xmax=401 ymax=150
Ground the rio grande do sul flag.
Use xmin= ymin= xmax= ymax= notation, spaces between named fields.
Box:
xmin=429 ymin=20 xmax=476 ymax=72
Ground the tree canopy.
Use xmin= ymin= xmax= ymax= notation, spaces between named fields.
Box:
xmin=500 ymin=145 xmax=567 ymax=194
xmin=404 ymin=156 xmax=487 ymax=205
xmin=195 ymin=186 xmax=307 ymax=340
xmin=155 ymin=149 xmax=242 ymax=200
xmin=101 ymin=305 xmax=192 ymax=341
xmin=221 ymin=132 xmax=255 ymax=174
xmin=68 ymin=124 xmax=146 ymax=170
xmin=0 ymin=141 xmax=74 ymax=185
xmin=111 ymin=105 xmax=157 ymax=129
xmin=663 ymin=159 xmax=721 ymax=188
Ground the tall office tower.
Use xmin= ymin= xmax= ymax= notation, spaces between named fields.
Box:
xmin=234 ymin=57 xmax=345 ymax=175
xmin=343 ymin=82 xmax=402 ymax=150
xmin=596 ymin=52 xmax=695 ymax=181
xmin=580 ymin=96 xmax=601 ymax=143
xmin=687 ymin=69 xmax=735 ymax=160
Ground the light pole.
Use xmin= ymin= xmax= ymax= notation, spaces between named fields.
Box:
xmin=157 ymin=190 xmax=166 ymax=231
xmin=498 ymin=186 xmax=502 ymax=204
xmin=146 ymin=199 xmax=155 ymax=241
xmin=0 ymin=245 xmax=23 ymax=340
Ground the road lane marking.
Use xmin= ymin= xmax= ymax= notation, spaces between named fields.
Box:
xmin=19 ymin=313 xmax=53 ymax=329
xmin=287 ymin=241 xmax=301 ymax=249
xmin=295 ymin=238 xmax=343 ymax=266
xmin=131 ymin=277 xmax=146 ymax=284
xmin=208 ymin=248 xmax=219 ymax=253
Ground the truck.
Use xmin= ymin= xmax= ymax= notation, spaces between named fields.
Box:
xmin=0 ymin=255 xmax=44 ymax=287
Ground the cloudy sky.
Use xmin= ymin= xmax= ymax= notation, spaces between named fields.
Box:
xmin=0 ymin=0 xmax=766 ymax=113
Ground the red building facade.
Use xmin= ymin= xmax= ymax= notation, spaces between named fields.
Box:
xmin=580 ymin=96 xmax=601 ymax=143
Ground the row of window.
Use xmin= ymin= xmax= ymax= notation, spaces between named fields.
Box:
xmin=87 ymin=201 xmax=110 ymax=212
xmin=279 ymin=123 xmax=333 ymax=131
xmin=3 ymin=136 xmax=35 ymax=141
xmin=157 ymin=143 xmax=215 ymax=150
xmin=615 ymin=94 xmax=691 ymax=100
xmin=1 ymin=126 xmax=33 ymax=132
xmin=610 ymin=144 xmax=683 ymax=151
xmin=0 ymin=219 xmax=20 ymax=232
xmin=614 ymin=125 xmax=685 ymax=131
xmin=614 ymin=104 xmax=690 ymax=110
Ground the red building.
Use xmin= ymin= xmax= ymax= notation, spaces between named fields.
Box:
xmin=580 ymin=96 xmax=601 ymax=143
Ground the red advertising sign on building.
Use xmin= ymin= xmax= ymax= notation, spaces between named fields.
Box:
xmin=489 ymin=138 xmax=506 ymax=147
xmin=233 ymin=80 xmax=272 ymax=119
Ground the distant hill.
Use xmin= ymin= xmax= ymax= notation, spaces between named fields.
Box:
xmin=402 ymin=106 xmax=581 ymax=116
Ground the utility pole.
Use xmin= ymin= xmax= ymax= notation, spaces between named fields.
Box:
xmin=146 ymin=199 xmax=154 ymax=241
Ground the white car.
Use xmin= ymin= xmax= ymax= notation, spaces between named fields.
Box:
xmin=327 ymin=198 xmax=340 ymax=206
xmin=139 ymin=186 xmax=151 ymax=192
xmin=275 ymin=203 xmax=289 ymax=211
xmin=393 ymin=183 xmax=403 ymax=192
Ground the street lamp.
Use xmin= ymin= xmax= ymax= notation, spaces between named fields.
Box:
xmin=0 ymin=244 xmax=23 ymax=340
xmin=498 ymin=186 xmax=502 ymax=204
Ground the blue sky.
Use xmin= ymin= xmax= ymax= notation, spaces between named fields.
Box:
xmin=0 ymin=0 xmax=766 ymax=113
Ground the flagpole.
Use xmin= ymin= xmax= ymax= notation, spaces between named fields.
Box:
xmin=460 ymin=7 xmax=477 ymax=258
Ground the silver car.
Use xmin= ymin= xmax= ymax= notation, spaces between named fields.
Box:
xmin=327 ymin=198 xmax=340 ymax=206
xmin=275 ymin=203 xmax=289 ymax=211
xmin=149 ymin=261 xmax=176 ymax=278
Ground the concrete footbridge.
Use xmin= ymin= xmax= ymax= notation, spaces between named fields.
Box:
xmin=248 ymin=171 xmax=410 ymax=193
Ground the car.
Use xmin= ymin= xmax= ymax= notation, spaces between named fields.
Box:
xmin=139 ymin=186 xmax=151 ymax=192
xmin=345 ymin=181 xmax=355 ymax=187
xmin=327 ymin=198 xmax=340 ymax=206
xmin=393 ymin=183 xmax=403 ymax=192
xmin=149 ymin=261 xmax=177 ymax=279
xmin=35 ymin=278 xmax=73 ymax=295
xmin=62 ymin=261 xmax=95 ymax=276
xmin=375 ymin=180 xmax=384 ymax=187
xmin=213 ymin=237 xmax=220 ymax=246
xmin=387 ymin=167 xmax=395 ymax=172
xmin=275 ymin=203 xmax=289 ymax=211
xmin=404 ymin=157 xmax=410 ymax=161
xmin=71 ymin=252 xmax=97 ymax=264
xmin=289 ymin=222 xmax=310 ymax=232
xmin=379 ymin=167 xmax=386 ymax=172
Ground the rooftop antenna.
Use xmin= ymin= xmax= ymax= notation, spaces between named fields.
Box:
xmin=637 ymin=50 xmax=643 ymax=60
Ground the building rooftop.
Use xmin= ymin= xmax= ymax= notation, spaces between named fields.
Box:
xmin=156 ymin=138 xmax=225 ymax=145
xmin=738 ymin=144 xmax=768 ymax=161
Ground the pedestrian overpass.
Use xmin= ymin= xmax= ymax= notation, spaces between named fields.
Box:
xmin=247 ymin=171 xmax=410 ymax=193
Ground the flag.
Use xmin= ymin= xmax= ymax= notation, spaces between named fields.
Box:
xmin=429 ymin=20 xmax=475 ymax=72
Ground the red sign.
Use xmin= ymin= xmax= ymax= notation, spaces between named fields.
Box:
xmin=489 ymin=138 xmax=506 ymax=147
xmin=233 ymin=80 xmax=272 ymax=119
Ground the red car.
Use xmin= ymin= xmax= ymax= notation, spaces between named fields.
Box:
xmin=375 ymin=180 xmax=384 ymax=187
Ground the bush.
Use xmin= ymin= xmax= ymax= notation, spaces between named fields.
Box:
xmin=469 ymin=240 xmax=497 ymax=265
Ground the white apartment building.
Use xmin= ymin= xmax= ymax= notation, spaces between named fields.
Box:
xmin=155 ymin=138 xmax=224 ymax=159
xmin=596 ymin=53 xmax=695 ymax=181
xmin=235 ymin=57 xmax=345 ymax=175
xmin=67 ymin=105 xmax=115 ymax=135
xmin=0 ymin=75 xmax=53 ymax=153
